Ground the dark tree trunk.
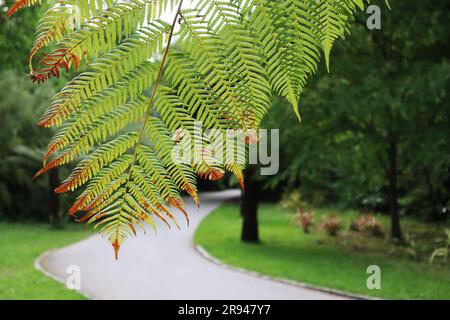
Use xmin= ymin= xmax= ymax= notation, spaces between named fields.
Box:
xmin=387 ymin=134 xmax=402 ymax=241
xmin=423 ymin=166 xmax=441 ymax=222
xmin=241 ymin=166 xmax=260 ymax=243
xmin=48 ymin=167 xmax=61 ymax=226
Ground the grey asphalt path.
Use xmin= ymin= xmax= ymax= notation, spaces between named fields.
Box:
xmin=39 ymin=190 xmax=346 ymax=300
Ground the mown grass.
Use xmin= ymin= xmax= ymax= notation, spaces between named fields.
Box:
xmin=0 ymin=223 xmax=90 ymax=300
xmin=195 ymin=203 xmax=450 ymax=299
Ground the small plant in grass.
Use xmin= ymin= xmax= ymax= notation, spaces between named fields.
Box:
xmin=293 ymin=208 xmax=314 ymax=234
xmin=321 ymin=214 xmax=342 ymax=237
xmin=429 ymin=229 xmax=450 ymax=265
xmin=281 ymin=190 xmax=309 ymax=211
xmin=389 ymin=233 xmax=425 ymax=261
xmin=282 ymin=190 xmax=314 ymax=234
xmin=350 ymin=213 xmax=385 ymax=238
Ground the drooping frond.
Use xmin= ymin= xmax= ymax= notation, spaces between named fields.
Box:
xmin=29 ymin=0 xmax=115 ymax=70
xmin=314 ymin=0 xmax=364 ymax=71
xmin=6 ymin=0 xmax=41 ymax=17
xmin=38 ymin=20 xmax=169 ymax=127
xmin=18 ymin=0 xmax=371 ymax=257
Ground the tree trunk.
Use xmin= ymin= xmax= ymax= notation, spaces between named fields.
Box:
xmin=387 ymin=135 xmax=402 ymax=241
xmin=423 ymin=166 xmax=440 ymax=222
xmin=240 ymin=166 xmax=260 ymax=243
xmin=48 ymin=167 xmax=61 ymax=226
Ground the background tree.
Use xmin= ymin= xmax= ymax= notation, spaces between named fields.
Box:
xmin=10 ymin=145 xmax=63 ymax=226
xmin=0 ymin=1 xmax=71 ymax=224
xmin=241 ymin=165 xmax=260 ymax=243
xmin=0 ymin=70 xmax=57 ymax=221
xmin=0 ymin=0 xmax=42 ymax=72
xmin=260 ymin=0 xmax=449 ymax=241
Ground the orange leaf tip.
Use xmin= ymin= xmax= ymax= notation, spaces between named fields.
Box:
xmin=112 ymin=240 xmax=120 ymax=260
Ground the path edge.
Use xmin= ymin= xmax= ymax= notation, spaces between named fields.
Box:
xmin=34 ymin=243 xmax=95 ymax=300
xmin=195 ymin=244 xmax=378 ymax=300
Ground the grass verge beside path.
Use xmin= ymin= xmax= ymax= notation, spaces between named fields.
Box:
xmin=195 ymin=203 xmax=450 ymax=299
xmin=0 ymin=223 xmax=90 ymax=299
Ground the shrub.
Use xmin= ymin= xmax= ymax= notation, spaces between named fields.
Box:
xmin=293 ymin=208 xmax=314 ymax=234
xmin=280 ymin=190 xmax=309 ymax=211
xmin=321 ymin=214 xmax=342 ymax=237
xmin=350 ymin=214 xmax=385 ymax=238
xmin=429 ymin=229 xmax=450 ymax=265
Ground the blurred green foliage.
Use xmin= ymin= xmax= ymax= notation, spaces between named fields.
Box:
xmin=0 ymin=70 xmax=56 ymax=220
xmin=0 ymin=2 xmax=73 ymax=222
xmin=261 ymin=1 xmax=449 ymax=224
xmin=0 ymin=1 xmax=42 ymax=72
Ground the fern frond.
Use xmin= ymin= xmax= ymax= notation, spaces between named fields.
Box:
xmin=25 ymin=0 xmax=369 ymax=257
xmin=313 ymin=0 xmax=363 ymax=71
xmin=248 ymin=0 xmax=317 ymax=119
xmin=31 ymin=6 xmax=73 ymax=67
xmin=39 ymin=55 xmax=160 ymax=128
xmin=143 ymin=117 xmax=199 ymax=204
xmin=165 ymin=51 xmax=227 ymax=129
xmin=6 ymin=0 xmax=42 ymax=17
xmin=29 ymin=0 xmax=115 ymax=69
xmin=199 ymin=0 xmax=272 ymax=129
xmin=32 ymin=0 xmax=158 ymax=83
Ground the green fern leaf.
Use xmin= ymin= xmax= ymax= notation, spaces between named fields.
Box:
xmin=16 ymin=0 xmax=370 ymax=257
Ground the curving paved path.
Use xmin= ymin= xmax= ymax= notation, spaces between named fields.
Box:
xmin=39 ymin=190 xmax=347 ymax=300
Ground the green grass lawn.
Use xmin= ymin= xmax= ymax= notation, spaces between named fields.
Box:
xmin=0 ymin=222 xmax=90 ymax=299
xmin=195 ymin=203 xmax=450 ymax=299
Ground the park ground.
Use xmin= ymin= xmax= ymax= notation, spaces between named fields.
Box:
xmin=1 ymin=203 xmax=449 ymax=299
xmin=195 ymin=203 xmax=450 ymax=300
xmin=0 ymin=223 xmax=89 ymax=299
